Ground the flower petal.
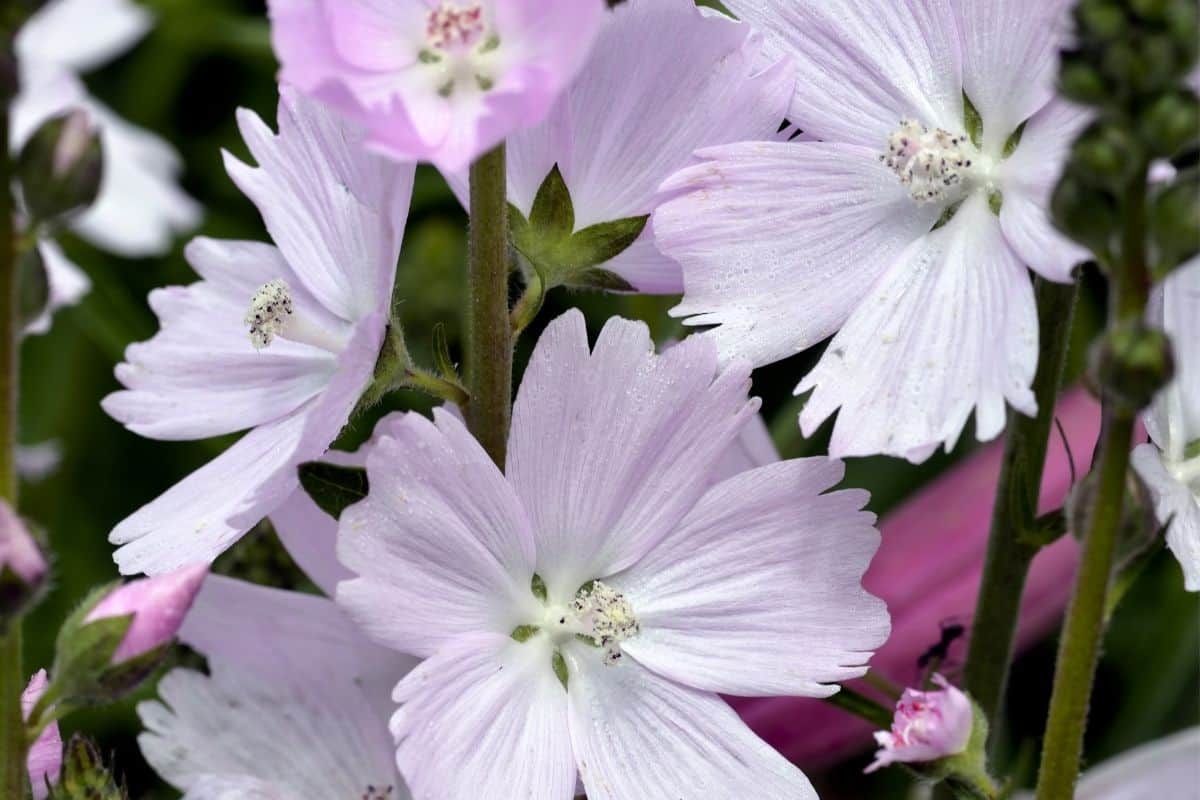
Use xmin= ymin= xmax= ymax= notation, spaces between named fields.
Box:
xmin=1132 ymin=445 xmax=1200 ymax=591
xmin=998 ymin=98 xmax=1092 ymax=282
xmin=955 ymin=0 xmax=1073 ymax=149
xmin=390 ymin=632 xmax=575 ymax=800
xmin=721 ymin=0 xmax=963 ymax=146
xmin=613 ymin=458 xmax=887 ymax=696
xmin=565 ymin=648 xmax=817 ymax=800
xmin=337 ymin=409 xmax=538 ymax=657
xmin=657 ymin=141 xmax=937 ymax=368
xmin=24 ymin=239 xmax=90 ymax=337
xmin=110 ymin=314 xmax=384 ymax=575
xmin=1145 ymin=258 xmax=1200 ymax=453
xmin=140 ymin=577 xmax=406 ymax=799
xmin=224 ymin=89 xmax=412 ymax=321
xmin=23 ymin=670 xmax=62 ymax=800
xmin=711 ymin=410 xmax=778 ymax=483
xmin=1074 ymin=727 xmax=1200 ymax=799
xmin=16 ymin=0 xmax=152 ymax=73
xmin=507 ymin=310 xmax=758 ymax=601
xmin=799 ymin=193 xmax=1038 ymax=461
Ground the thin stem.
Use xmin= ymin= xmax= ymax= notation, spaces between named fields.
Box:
xmin=1035 ymin=162 xmax=1150 ymax=800
xmin=0 ymin=37 xmax=27 ymax=799
xmin=822 ymin=685 xmax=894 ymax=729
xmin=965 ymin=278 xmax=1078 ymax=726
xmin=465 ymin=144 xmax=512 ymax=468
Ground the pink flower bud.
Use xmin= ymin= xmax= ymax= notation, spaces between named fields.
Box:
xmin=51 ymin=110 xmax=95 ymax=179
xmin=84 ymin=564 xmax=207 ymax=663
xmin=865 ymin=674 xmax=974 ymax=773
xmin=22 ymin=670 xmax=62 ymax=800
xmin=0 ymin=499 xmax=47 ymax=588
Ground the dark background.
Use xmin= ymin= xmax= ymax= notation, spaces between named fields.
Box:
xmin=17 ymin=0 xmax=1198 ymax=796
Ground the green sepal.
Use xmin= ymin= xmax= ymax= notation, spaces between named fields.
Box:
xmin=49 ymin=734 xmax=129 ymax=800
xmin=510 ymin=164 xmax=648 ymax=292
xmin=298 ymin=461 xmax=370 ymax=521
xmin=962 ymin=92 xmax=984 ymax=149
xmin=18 ymin=244 xmax=50 ymax=330
xmin=1001 ymin=121 xmax=1027 ymax=158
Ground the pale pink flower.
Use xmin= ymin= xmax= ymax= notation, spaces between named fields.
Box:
xmin=102 ymin=90 xmax=414 ymax=575
xmin=13 ymin=0 xmax=201 ymax=258
xmin=865 ymin=674 xmax=974 ymax=773
xmin=1132 ymin=259 xmax=1200 ymax=591
xmin=1059 ymin=727 xmax=1200 ymax=800
xmin=85 ymin=564 xmax=208 ymax=662
xmin=0 ymin=499 xmax=47 ymax=588
xmin=22 ymin=670 xmax=62 ymax=800
xmin=444 ymin=0 xmax=794 ymax=293
xmin=139 ymin=520 xmax=416 ymax=798
xmin=336 ymin=310 xmax=889 ymax=799
xmin=656 ymin=0 xmax=1090 ymax=462
xmin=268 ymin=0 xmax=605 ymax=171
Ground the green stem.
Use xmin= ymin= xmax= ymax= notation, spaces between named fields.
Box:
xmin=465 ymin=144 xmax=512 ymax=468
xmin=822 ymin=684 xmax=894 ymax=729
xmin=1035 ymin=163 xmax=1150 ymax=800
xmin=0 ymin=37 xmax=28 ymax=800
xmin=965 ymin=278 xmax=1078 ymax=727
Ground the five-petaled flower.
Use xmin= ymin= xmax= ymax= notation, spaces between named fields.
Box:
xmin=656 ymin=0 xmax=1091 ymax=462
xmin=336 ymin=309 xmax=890 ymax=800
xmin=267 ymin=0 xmax=606 ymax=171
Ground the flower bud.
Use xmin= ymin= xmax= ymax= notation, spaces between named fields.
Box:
xmin=865 ymin=675 xmax=974 ymax=773
xmin=1058 ymin=51 xmax=1113 ymax=107
xmin=22 ymin=670 xmax=62 ymax=800
xmin=1052 ymin=172 xmax=1120 ymax=255
xmin=1151 ymin=167 xmax=1200 ymax=277
xmin=17 ymin=110 xmax=103 ymax=225
xmin=53 ymin=735 xmax=126 ymax=800
xmin=1089 ymin=320 xmax=1175 ymax=410
xmin=1076 ymin=0 xmax=1129 ymax=40
xmin=83 ymin=563 xmax=207 ymax=663
xmin=50 ymin=564 xmax=207 ymax=706
xmin=0 ymin=500 xmax=48 ymax=620
xmin=1140 ymin=91 xmax=1200 ymax=158
xmin=1071 ymin=121 xmax=1145 ymax=191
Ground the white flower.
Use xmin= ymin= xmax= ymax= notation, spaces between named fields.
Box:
xmin=656 ymin=0 xmax=1091 ymax=462
xmin=1132 ymin=259 xmax=1200 ymax=591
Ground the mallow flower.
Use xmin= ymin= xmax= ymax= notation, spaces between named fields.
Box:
xmin=102 ymin=89 xmax=415 ymax=575
xmin=336 ymin=309 xmax=890 ymax=799
xmin=139 ymin=574 xmax=417 ymax=799
xmin=444 ymin=0 xmax=793 ymax=294
xmin=866 ymin=674 xmax=974 ymax=773
xmin=267 ymin=0 xmax=605 ymax=171
xmin=13 ymin=0 xmax=201 ymax=258
xmin=1132 ymin=259 xmax=1200 ymax=590
xmin=656 ymin=0 xmax=1091 ymax=462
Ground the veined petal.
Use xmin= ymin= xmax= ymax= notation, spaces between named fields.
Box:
xmin=998 ymin=98 xmax=1092 ymax=283
xmin=1145 ymin=259 xmax=1200 ymax=452
xmin=337 ymin=409 xmax=538 ymax=658
xmin=657 ymin=141 xmax=937 ymax=368
xmin=507 ymin=310 xmax=758 ymax=601
xmin=110 ymin=314 xmax=384 ymax=575
xmin=721 ymin=0 xmax=963 ymax=146
xmin=269 ymin=454 xmax=360 ymax=598
xmin=224 ymin=89 xmax=412 ymax=321
xmin=565 ymin=647 xmax=816 ymax=800
xmin=1132 ymin=445 xmax=1200 ymax=591
xmin=955 ymin=0 xmax=1073 ymax=150
xmin=799 ymin=193 xmax=1038 ymax=461
xmin=612 ymin=458 xmax=888 ymax=697
xmin=16 ymin=0 xmax=152 ymax=73
xmin=140 ymin=578 xmax=407 ymax=800
xmin=390 ymin=632 xmax=576 ymax=800
xmin=1074 ymin=727 xmax=1200 ymax=799
xmin=711 ymin=410 xmax=778 ymax=483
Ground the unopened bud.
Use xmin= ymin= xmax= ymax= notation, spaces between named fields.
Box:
xmin=18 ymin=110 xmax=103 ymax=225
xmin=1058 ymin=52 xmax=1113 ymax=107
xmin=1089 ymin=320 xmax=1175 ymax=410
xmin=1076 ymin=0 xmax=1129 ymax=40
xmin=1140 ymin=91 xmax=1200 ymax=157
xmin=0 ymin=500 xmax=48 ymax=620
xmin=51 ymin=564 xmax=207 ymax=705
xmin=1052 ymin=172 xmax=1120 ymax=255
xmin=1071 ymin=121 xmax=1144 ymax=191
xmin=22 ymin=670 xmax=62 ymax=800
xmin=53 ymin=735 xmax=126 ymax=800
xmin=1151 ymin=166 xmax=1200 ymax=277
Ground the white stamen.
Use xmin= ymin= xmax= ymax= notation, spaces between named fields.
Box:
xmin=244 ymin=279 xmax=347 ymax=353
xmin=881 ymin=118 xmax=976 ymax=205
xmin=571 ymin=581 xmax=640 ymax=666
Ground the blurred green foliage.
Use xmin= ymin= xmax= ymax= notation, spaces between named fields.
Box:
xmin=14 ymin=1 xmax=1197 ymax=797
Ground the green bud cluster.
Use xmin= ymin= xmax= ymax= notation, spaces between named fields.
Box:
xmin=1052 ymin=0 xmax=1199 ymax=272
xmin=1088 ymin=319 xmax=1176 ymax=410
xmin=49 ymin=735 xmax=129 ymax=800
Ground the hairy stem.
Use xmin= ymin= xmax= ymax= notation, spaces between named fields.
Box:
xmin=465 ymin=144 xmax=512 ymax=468
xmin=822 ymin=684 xmax=894 ymax=729
xmin=965 ymin=278 xmax=1078 ymax=727
xmin=0 ymin=37 xmax=27 ymax=799
xmin=1035 ymin=163 xmax=1150 ymax=800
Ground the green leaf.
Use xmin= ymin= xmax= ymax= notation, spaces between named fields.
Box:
xmin=566 ymin=215 xmax=650 ymax=272
xmin=298 ymin=461 xmax=370 ymax=520
xmin=962 ymin=91 xmax=983 ymax=149
xmin=528 ymin=163 xmax=574 ymax=240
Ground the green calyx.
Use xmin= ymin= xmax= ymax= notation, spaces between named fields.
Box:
xmin=509 ymin=164 xmax=648 ymax=297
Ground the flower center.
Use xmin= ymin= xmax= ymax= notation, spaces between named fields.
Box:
xmin=515 ymin=578 xmax=641 ymax=669
xmin=881 ymin=118 xmax=978 ymax=205
xmin=244 ymin=279 xmax=347 ymax=353
xmin=419 ymin=2 xmax=501 ymax=97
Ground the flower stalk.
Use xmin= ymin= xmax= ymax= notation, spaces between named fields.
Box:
xmin=465 ymin=144 xmax=512 ymax=468
xmin=1034 ymin=161 xmax=1151 ymax=800
xmin=0 ymin=31 xmax=28 ymax=799
xmin=965 ymin=277 xmax=1078 ymax=727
